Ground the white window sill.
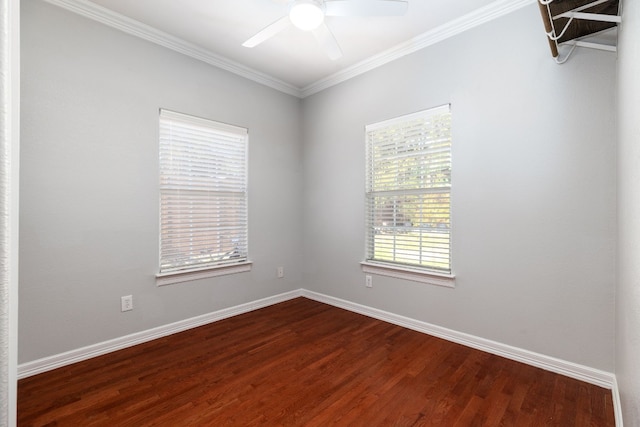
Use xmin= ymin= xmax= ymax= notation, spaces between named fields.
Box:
xmin=360 ymin=261 xmax=455 ymax=288
xmin=156 ymin=261 xmax=252 ymax=286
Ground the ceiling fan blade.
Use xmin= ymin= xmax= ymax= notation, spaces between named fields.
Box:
xmin=312 ymin=23 xmax=343 ymax=60
xmin=242 ymin=15 xmax=291 ymax=48
xmin=324 ymin=0 xmax=408 ymax=17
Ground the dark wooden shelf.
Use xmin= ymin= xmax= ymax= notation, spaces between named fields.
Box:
xmin=538 ymin=0 xmax=621 ymax=61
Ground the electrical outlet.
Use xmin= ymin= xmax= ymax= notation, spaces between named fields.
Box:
xmin=365 ymin=275 xmax=373 ymax=288
xmin=277 ymin=266 xmax=284 ymax=278
xmin=121 ymin=295 xmax=133 ymax=312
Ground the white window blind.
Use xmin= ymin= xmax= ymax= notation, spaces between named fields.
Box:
xmin=365 ymin=105 xmax=452 ymax=273
xmin=159 ymin=109 xmax=248 ymax=275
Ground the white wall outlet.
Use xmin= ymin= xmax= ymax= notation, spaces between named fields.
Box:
xmin=277 ymin=266 xmax=284 ymax=278
xmin=121 ymin=295 xmax=133 ymax=312
xmin=365 ymin=275 xmax=373 ymax=288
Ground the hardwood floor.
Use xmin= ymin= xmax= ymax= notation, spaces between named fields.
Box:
xmin=18 ymin=297 xmax=615 ymax=426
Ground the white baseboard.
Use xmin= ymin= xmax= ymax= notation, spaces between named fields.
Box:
xmin=18 ymin=289 xmax=303 ymax=379
xmin=301 ymin=290 xmax=617 ymax=391
xmin=612 ymin=376 xmax=624 ymax=427
xmin=19 ymin=288 xmax=618 ymax=405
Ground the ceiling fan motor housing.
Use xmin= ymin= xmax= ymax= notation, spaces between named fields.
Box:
xmin=289 ymin=0 xmax=325 ymax=31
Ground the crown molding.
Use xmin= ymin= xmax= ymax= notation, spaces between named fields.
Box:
xmin=42 ymin=0 xmax=303 ymax=98
xmin=43 ymin=0 xmax=535 ymax=99
xmin=301 ymin=0 xmax=537 ymax=97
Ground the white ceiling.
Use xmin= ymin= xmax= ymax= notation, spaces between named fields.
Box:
xmin=48 ymin=0 xmax=535 ymax=96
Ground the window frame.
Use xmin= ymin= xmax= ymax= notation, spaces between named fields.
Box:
xmin=156 ymin=109 xmax=251 ymax=286
xmin=362 ymin=104 xmax=455 ymax=287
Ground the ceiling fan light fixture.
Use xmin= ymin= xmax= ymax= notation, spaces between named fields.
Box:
xmin=289 ymin=1 xmax=324 ymax=31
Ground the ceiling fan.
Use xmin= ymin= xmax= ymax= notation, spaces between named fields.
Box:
xmin=242 ymin=0 xmax=409 ymax=60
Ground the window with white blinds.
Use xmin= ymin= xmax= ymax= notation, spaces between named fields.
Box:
xmin=159 ymin=109 xmax=248 ymax=276
xmin=365 ymin=105 xmax=452 ymax=274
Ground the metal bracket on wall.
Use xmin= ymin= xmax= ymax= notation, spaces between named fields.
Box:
xmin=538 ymin=0 xmax=621 ymax=64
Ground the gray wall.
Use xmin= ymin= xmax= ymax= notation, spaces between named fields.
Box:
xmin=301 ymin=4 xmax=617 ymax=371
xmin=20 ymin=0 xmax=618 ymax=379
xmin=617 ymin=0 xmax=640 ymax=423
xmin=19 ymin=0 xmax=303 ymax=363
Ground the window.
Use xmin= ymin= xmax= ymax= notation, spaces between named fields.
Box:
xmin=157 ymin=109 xmax=249 ymax=285
xmin=364 ymin=105 xmax=452 ymax=282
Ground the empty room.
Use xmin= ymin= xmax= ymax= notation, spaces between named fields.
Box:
xmin=1 ymin=0 xmax=639 ymax=425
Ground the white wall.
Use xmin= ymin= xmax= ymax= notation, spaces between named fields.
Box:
xmin=617 ymin=0 xmax=640 ymax=423
xmin=1 ymin=0 xmax=20 ymax=423
xmin=19 ymin=0 xmax=303 ymax=363
xmin=301 ymin=4 xmax=617 ymax=371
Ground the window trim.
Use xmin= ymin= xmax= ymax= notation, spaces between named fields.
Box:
xmin=360 ymin=261 xmax=455 ymax=288
xmin=157 ymin=109 xmax=250 ymax=284
xmin=364 ymin=104 xmax=453 ymax=280
xmin=156 ymin=261 xmax=252 ymax=286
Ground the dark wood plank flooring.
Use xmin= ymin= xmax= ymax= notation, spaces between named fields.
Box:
xmin=18 ymin=297 xmax=615 ymax=426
